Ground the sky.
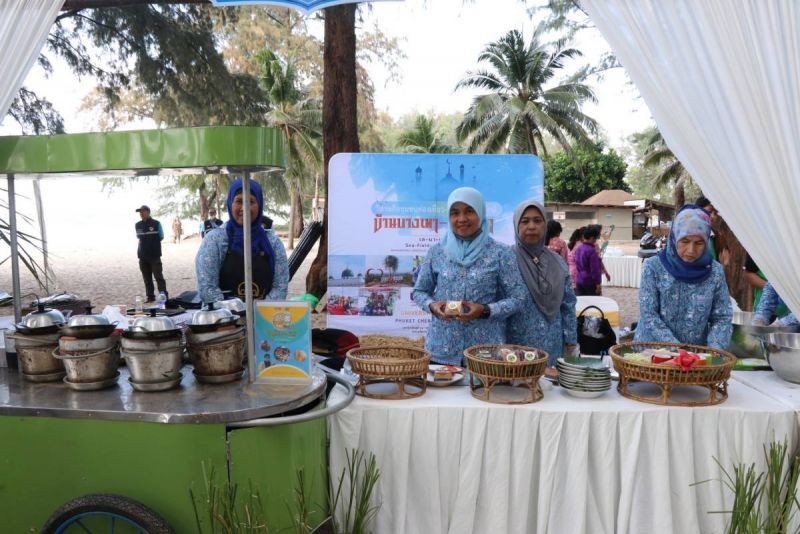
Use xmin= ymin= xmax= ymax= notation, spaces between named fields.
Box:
xmin=0 ymin=0 xmax=655 ymax=256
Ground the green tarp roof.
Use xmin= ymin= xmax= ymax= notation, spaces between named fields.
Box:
xmin=0 ymin=126 xmax=285 ymax=177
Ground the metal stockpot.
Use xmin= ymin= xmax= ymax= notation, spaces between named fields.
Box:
xmin=186 ymin=326 xmax=246 ymax=379
xmin=729 ymin=311 xmax=800 ymax=358
xmin=120 ymin=335 xmax=184 ymax=384
xmin=11 ymin=332 xmax=64 ymax=381
xmin=54 ymin=334 xmax=120 ymax=383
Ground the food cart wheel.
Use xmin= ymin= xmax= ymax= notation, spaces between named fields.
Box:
xmin=41 ymin=493 xmax=174 ymax=534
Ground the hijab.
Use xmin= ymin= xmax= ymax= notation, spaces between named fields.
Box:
xmin=225 ymin=179 xmax=275 ymax=269
xmin=658 ymin=204 xmax=713 ymax=283
xmin=512 ymin=200 xmax=566 ymax=321
xmin=442 ymin=187 xmax=490 ymax=267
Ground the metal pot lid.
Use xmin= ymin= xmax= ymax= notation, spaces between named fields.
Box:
xmin=215 ymin=297 xmax=246 ymax=315
xmin=22 ymin=303 xmax=65 ymax=328
xmin=67 ymin=305 xmax=111 ymax=327
xmin=192 ymin=302 xmax=235 ymax=325
xmin=130 ymin=308 xmax=177 ymax=331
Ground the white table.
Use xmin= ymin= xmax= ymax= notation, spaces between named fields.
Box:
xmin=601 ymin=255 xmax=642 ymax=288
xmin=732 ymin=370 xmax=800 ymax=410
xmin=328 ymin=380 xmax=797 ymax=534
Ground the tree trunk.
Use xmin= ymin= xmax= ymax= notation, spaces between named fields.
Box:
xmin=198 ymin=181 xmax=210 ymax=221
xmin=673 ymin=182 xmax=685 ymax=211
xmin=306 ymin=4 xmax=360 ymax=298
xmin=292 ymin=191 xmax=304 ymax=239
xmin=714 ymin=216 xmax=749 ymax=310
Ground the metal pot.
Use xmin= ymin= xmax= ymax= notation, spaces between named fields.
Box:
xmin=67 ymin=305 xmax=110 ymax=327
xmin=121 ymin=335 xmax=184 ymax=384
xmin=54 ymin=334 xmax=120 ymax=383
xmin=14 ymin=323 xmax=61 ymax=336
xmin=189 ymin=302 xmax=238 ymax=333
xmin=130 ymin=308 xmax=177 ymax=332
xmin=728 ymin=311 xmax=800 ymax=359
xmin=216 ymin=297 xmax=247 ymax=316
xmin=187 ymin=326 xmax=246 ymax=379
xmin=10 ymin=331 xmax=64 ymax=380
xmin=61 ymin=324 xmax=118 ymax=339
xmin=22 ymin=303 xmax=65 ymax=329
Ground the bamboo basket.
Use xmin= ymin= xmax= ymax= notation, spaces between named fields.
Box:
xmin=463 ymin=344 xmax=548 ymax=404
xmin=610 ymin=342 xmax=736 ymax=406
xmin=358 ymin=334 xmax=425 ymax=350
xmin=346 ymin=345 xmax=431 ymax=400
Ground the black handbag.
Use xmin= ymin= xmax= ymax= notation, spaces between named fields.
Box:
xmin=576 ymin=305 xmax=617 ymax=355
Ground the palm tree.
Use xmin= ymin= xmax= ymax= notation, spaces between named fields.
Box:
xmin=642 ymin=130 xmax=693 ymax=209
xmin=396 ymin=116 xmax=453 ymax=153
xmin=455 ymin=24 xmax=598 ymax=155
xmin=258 ymin=49 xmax=322 ymax=249
xmin=383 ymin=255 xmax=399 ymax=283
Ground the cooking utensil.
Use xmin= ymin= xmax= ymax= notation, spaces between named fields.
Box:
xmin=192 ymin=302 xmax=235 ymax=325
xmin=130 ymin=308 xmax=177 ymax=332
xmin=122 ymin=328 xmax=182 ymax=340
xmin=215 ymin=297 xmax=247 ymax=316
xmin=121 ymin=335 xmax=184 ymax=383
xmin=128 ymin=372 xmax=182 ymax=392
xmin=54 ymin=334 xmax=120 ymax=383
xmin=60 ymin=324 xmax=118 ymax=339
xmin=14 ymin=323 xmax=61 ymax=336
xmin=763 ymin=332 xmax=800 ymax=383
xmin=21 ymin=303 xmax=65 ymax=329
xmin=63 ymin=372 xmax=120 ymax=391
xmin=67 ymin=305 xmax=111 ymax=327
xmin=729 ymin=311 xmax=799 ymax=359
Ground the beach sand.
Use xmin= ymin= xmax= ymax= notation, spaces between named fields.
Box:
xmin=0 ymin=237 xmax=639 ymax=328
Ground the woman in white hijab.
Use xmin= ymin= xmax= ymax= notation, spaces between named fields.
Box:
xmin=507 ymin=200 xmax=577 ymax=365
xmin=412 ymin=187 xmax=528 ymax=366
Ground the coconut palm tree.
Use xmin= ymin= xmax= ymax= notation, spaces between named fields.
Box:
xmin=383 ymin=255 xmax=399 ymax=283
xmin=258 ymin=49 xmax=322 ymax=249
xmin=396 ymin=116 xmax=454 ymax=154
xmin=642 ymin=130 xmax=694 ymax=209
xmin=455 ymin=24 xmax=598 ymax=155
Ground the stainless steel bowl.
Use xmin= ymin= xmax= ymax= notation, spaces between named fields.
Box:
xmin=764 ymin=332 xmax=800 ymax=383
xmin=728 ymin=311 xmax=800 ymax=359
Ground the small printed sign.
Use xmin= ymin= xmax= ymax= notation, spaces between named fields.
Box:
xmin=553 ymin=211 xmax=566 ymax=220
xmin=254 ymin=301 xmax=312 ymax=383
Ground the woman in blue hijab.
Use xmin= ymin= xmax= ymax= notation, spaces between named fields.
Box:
xmin=196 ymin=178 xmax=289 ymax=303
xmin=634 ymin=204 xmax=732 ymax=349
xmin=412 ymin=187 xmax=528 ymax=365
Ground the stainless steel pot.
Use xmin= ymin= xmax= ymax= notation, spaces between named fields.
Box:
xmin=121 ymin=335 xmax=184 ymax=384
xmin=67 ymin=305 xmax=110 ymax=327
xmin=729 ymin=311 xmax=800 ymax=358
xmin=215 ymin=297 xmax=247 ymax=316
xmin=130 ymin=308 xmax=177 ymax=332
xmin=22 ymin=303 xmax=65 ymax=329
xmin=54 ymin=334 xmax=120 ymax=383
xmin=192 ymin=302 xmax=235 ymax=325
xmin=10 ymin=331 xmax=64 ymax=379
xmin=187 ymin=326 xmax=246 ymax=379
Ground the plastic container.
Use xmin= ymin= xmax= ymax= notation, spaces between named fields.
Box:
xmin=158 ymin=292 xmax=167 ymax=310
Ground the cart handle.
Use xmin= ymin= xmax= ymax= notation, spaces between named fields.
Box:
xmin=226 ymin=371 xmax=356 ymax=429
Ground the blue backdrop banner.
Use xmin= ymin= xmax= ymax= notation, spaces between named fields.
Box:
xmin=327 ymin=153 xmax=543 ymax=338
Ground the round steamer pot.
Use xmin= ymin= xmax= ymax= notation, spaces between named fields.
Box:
xmin=54 ymin=334 xmax=120 ymax=383
xmin=67 ymin=305 xmax=111 ymax=327
xmin=22 ymin=303 xmax=66 ymax=329
xmin=11 ymin=331 xmax=64 ymax=379
xmin=121 ymin=335 xmax=184 ymax=384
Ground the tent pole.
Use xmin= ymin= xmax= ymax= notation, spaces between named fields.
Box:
xmin=33 ymin=178 xmax=49 ymax=293
xmin=7 ymin=174 xmax=22 ymax=323
xmin=243 ymin=172 xmax=255 ymax=383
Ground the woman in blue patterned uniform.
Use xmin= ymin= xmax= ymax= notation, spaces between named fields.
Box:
xmin=412 ymin=187 xmax=527 ymax=366
xmin=506 ymin=200 xmax=577 ymax=365
xmin=195 ymin=179 xmax=289 ymax=303
xmin=634 ymin=205 xmax=732 ymax=349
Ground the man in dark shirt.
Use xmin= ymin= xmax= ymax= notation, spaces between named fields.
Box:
xmin=135 ymin=205 xmax=167 ymax=302
xmin=201 ymin=208 xmax=224 ymax=238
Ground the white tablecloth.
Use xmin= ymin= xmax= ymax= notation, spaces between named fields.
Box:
xmin=328 ymin=381 xmax=797 ymax=534
xmin=732 ymin=370 xmax=800 ymax=410
xmin=602 ymin=255 xmax=642 ymax=288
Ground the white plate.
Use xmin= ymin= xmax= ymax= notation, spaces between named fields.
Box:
xmin=563 ymin=388 xmax=608 ymax=399
xmin=427 ymin=365 xmax=465 ymax=387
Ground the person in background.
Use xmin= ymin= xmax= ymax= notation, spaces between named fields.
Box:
xmin=587 ymin=223 xmax=612 ymax=286
xmin=634 ymin=205 xmax=732 ymax=350
xmin=743 ymin=253 xmax=789 ymax=317
xmin=566 ymin=227 xmax=584 ymax=291
xmin=172 ymin=216 xmax=183 ymax=244
xmin=201 ymin=208 xmax=224 ymax=238
xmin=412 ymin=187 xmax=527 ymax=366
xmin=695 ymin=196 xmax=728 ymax=264
xmin=135 ymin=205 xmax=167 ymax=303
xmin=573 ymin=226 xmax=603 ymax=296
xmin=195 ymin=179 xmax=288 ymax=302
xmin=753 ymin=281 xmax=798 ymax=327
xmin=507 ymin=200 xmax=577 ymax=366
xmin=545 ymin=220 xmax=569 ymax=262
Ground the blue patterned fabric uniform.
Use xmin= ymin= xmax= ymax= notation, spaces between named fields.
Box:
xmin=412 ymin=239 xmax=527 ymax=365
xmin=754 ymin=282 xmax=799 ymax=326
xmin=507 ymin=261 xmax=577 ymax=365
xmin=412 ymin=187 xmax=527 ymax=366
xmin=634 ymin=205 xmax=732 ymax=350
xmin=506 ymin=200 xmax=578 ymax=366
xmin=195 ymin=228 xmax=288 ymax=303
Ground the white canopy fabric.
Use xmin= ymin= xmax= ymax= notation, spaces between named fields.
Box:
xmin=0 ymin=0 xmax=64 ymax=123
xmin=582 ymin=0 xmax=800 ymax=314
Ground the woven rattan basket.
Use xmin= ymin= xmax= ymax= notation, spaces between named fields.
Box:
xmin=346 ymin=345 xmax=431 ymax=399
xmin=463 ymin=344 xmax=548 ymax=404
xmin=610 ymin=342 xmax=736 ymax=406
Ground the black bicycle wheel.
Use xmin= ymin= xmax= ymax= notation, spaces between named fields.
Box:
xmin=41 ymin=493 xmax=174 ymax=534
